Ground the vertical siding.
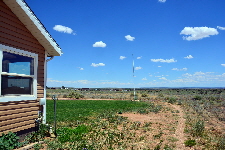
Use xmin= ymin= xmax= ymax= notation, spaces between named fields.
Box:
xmin=0 ymin=0 xmax=45 ymax=135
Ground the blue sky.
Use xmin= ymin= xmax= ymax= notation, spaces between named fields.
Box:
xmin=25 ymin=0 xmax=225 ymax=88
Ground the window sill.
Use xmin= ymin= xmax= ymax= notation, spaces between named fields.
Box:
xmin=0 ymin=95 xmax=37 ymax=102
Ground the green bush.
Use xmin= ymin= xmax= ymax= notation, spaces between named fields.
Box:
xmin=217 ymin=136 xmax=225 ymax=150
xmin=0 ymin=131 xmax=21 ymax=150
xmin=192 ymin=120 xmax=205 ymax=137
xmin=68 ymin=91 xmax=84 ymax=99
xmin=184 ymin=139 xmax=196 ymax=147
xmin=141 ymin=93 xmax=148 ymax=97
xmin=167 ymin=97 xmax=177 ymax=104
xmin=193 ymin=95 xmax=202 ymax=100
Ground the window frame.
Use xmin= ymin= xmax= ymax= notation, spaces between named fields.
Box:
xmin=0 ymin=44 xmax=38 ymax=102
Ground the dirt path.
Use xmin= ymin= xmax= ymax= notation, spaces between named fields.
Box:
xmin=171 ymin=104 xmax=186 ymax=150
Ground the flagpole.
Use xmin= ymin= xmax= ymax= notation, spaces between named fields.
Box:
xmin=132 ymin=54 xmax=136 ymax=101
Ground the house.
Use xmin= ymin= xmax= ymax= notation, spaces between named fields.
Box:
xmin=0 ymin=0 xmax=62 ymax=136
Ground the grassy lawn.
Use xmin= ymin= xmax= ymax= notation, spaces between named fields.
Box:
xmin=46 ymin=100 xmax=150 ymax=125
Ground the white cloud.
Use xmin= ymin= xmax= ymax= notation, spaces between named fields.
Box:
xmin=158 ymin=0 xmax=166 ymax=3
xmin=137 ymin=56 xmax=142 ymax=59
xmin=221 ymin=64 xmax=225 ymax=67
xmin=184 ymin=55 xmax=193 ymax=59
xmin=125 ymin=35 xmax=135 ymax=41
xmin=135 ymin=66 xmax=142 ymax=70
xmin=91 ymin=63 xmax=105 ymax=67
xmin=151 ymin=58 xmax=177 ymax=63
xmin=217 ymin=26 xmax=225 ymax=30
xmin=78 ymin=67 xmax=84 ymax=70
xmin=138 ymin=72 xmax=225 ymax=87
xmin=158 ymin=66 xmax=162 ymax=67
xmin=159 ymin=77 xmax=167 ymax=80
xmin=53 ymin=25 xmax=75 ymax=34
xmin=93 ymin=41 xmax=107 ymax=48
xmin=120 ymin=56 xmax=126 ymax=60
xmin=142 ymin=77 xmax=147 ymax=81
xmin=172 ymin=68 xmax=188 ymax=71
xmin=180 ymin=27 xmax=219 ymax=41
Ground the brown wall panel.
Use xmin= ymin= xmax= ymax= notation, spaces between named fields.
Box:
xmin=0 ymin=0 xmax=47 ymax=135
xmin=0 ymin=107 xmax=38 ymax=116
xmin=0 ymin=114 xmax=37 ymax=126
xmin=1 ymin=124 xmax=35 ymax=135
xmin=0 ymin=119 xmax=36 ymax=132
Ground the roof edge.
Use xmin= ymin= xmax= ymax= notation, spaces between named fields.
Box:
xmin=4 ymin=0 xmax=63 ymax=56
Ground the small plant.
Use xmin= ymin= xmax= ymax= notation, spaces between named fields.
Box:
xmin=184 ymin=139 xmax=196 ymax=147
xmin=25 ymin=123 xmax=50 ymax=143
xmin=0 ymin=131 xmax=21 ymax=150
xmin=33 ymin=143 xmax=44 ymax=150
xmin=193 ymin=95 xmax=202 ymax=100
xmin=153 ymin=131 xmax=163 ymax=139
xmin=164 ymin=144 xmax=174 ymax=150
xmin=217 ymin=135 xmax=225 ymax=150
xmin=168 ymin=97 xmax=177 ymax=104
xmin=192 ymin=120 xmax=205 ymax=137
xmin=154 ymin=140 xmax=163 ymax=150
xmin=68 ymin=91 xmax=84 ymax=99
xmin=141 ymin=93 xmax=148 ymax=97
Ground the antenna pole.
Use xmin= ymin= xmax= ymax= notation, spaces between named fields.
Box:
xmin=132 ymin=54 xmax=136 ymax=100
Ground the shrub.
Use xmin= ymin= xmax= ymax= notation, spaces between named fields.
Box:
xmin=63 ymin=94 xmax=68 ymax=98
xmin=217 ymin=136 xmax=225 ymax=150
xmin=192 ymin=120 xmax=205 ymax=137
xmin=68 ymin=91 xmax=84 ymax=99
xmin=168 ymin=97 xmax=177 ymax=104
xmin=193 ymin=95 xmax=202 ymax=100
xmin=0 ymin=131 xmax=21 ymax=150
xmin=184 ymin=139 xmax=196 ymax=147
xmin=46 ymin=93 xmax=51 ymax=98
xmin=141 ymin=93 xmax=148 ymax=97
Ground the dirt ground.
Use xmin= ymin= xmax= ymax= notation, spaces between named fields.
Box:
xmin=119 ymin=102 xmax=191 ymax=150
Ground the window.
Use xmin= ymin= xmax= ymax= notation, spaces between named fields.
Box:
xmin=0 ymin=44 xmax=38 ymax=102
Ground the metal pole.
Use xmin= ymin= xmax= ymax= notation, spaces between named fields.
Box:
xmin=52 ymin=95 xmax=57 ymax=136
xmin=132 ymin=54 xmax=135 ymax=101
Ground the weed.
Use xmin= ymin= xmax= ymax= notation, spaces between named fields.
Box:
xmin=167 ymin=97 xmax=177 ymax=104
xmin=184 ymin=139 xmax=196 ymax=147
xmin=154 ymin=140 xmax=163 ymax=150
xmin=192 ymin=120 xmax=205 ymax=137
xmin=0 ymin=131 xmax=21 ymax=150
xmin=33 ymin=143 xmax=44 ymax=150
xmin=217 ymin=135 xmax=225 ymax=150
xmin=164 ymin=144 xmax=174 ymax=150
xmin=153 ymin=131 xmax=163 ymax=139
xmin=167 ymin=136 xmax=179 ymax=142
xmin=193 ymin=95 xmax=202 ymax=100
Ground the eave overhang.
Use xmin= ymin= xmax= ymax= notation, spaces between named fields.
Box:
xmin=3 ymin=0 xmax=62 ymax=56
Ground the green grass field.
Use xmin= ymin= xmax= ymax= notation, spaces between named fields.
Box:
xmin=46 ymin=100 xmax=150 ymax=125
